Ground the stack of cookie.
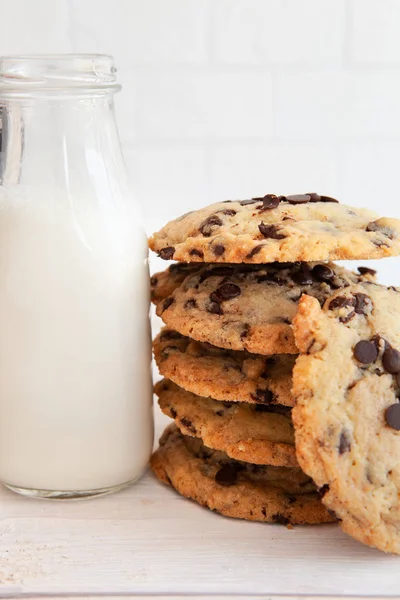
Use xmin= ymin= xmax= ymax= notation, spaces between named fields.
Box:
xmin=149 ymin=193 xmax=400 ymax=550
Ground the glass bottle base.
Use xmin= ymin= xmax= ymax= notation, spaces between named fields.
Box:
xmin=4 ymin=478 xmax=137 ymax=500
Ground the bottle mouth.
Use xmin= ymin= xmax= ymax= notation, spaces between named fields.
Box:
xmin=0 ymin=54 xmax=121 ymax=96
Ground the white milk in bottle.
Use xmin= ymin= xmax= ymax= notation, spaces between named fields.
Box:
xmin=0 ymin=55 xmax=153 ymax=498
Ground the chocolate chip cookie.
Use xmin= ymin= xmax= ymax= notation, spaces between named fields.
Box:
xmin=156 ymin=262 xmax=376 ymax=355
xmin=149 ymin=195 xmax=400 ymax=263
xmin=151 ymin=424 xmax=335 ymax=525
xmin=292 ymin=283 xmax=400 ymax=553
xmin=154 ymin=328 xmax=295 ymax=407
xmin=156 ymin=379 xmax=297 ymax=467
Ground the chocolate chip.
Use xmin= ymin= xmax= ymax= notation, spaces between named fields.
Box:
xmin=366 ymin=221 xmax=394 ymax=240
xmin=260 ymin=194 xmax=280 ymax=210
xmin=240 ymin=323 xmax=250 ymax=339
xmin=246 ymin=244 xmax=264 ymax=259
xmin=221 ymin=209 xmax=236 ymax=216
xmin=396 ymin=373 xmax=400 ymax=387
xmin=286 ymin=194 xmax=311 ymax=204
xmin=184 ymin=299 xmax=197 ymax=309
xmin=320 ymin=195 xmax=339 ymax=203
xmin=358 ymin=266 xmax=377 ymax=277
xmin=312 ymin=264 xmax=334 ymax=281
xmin=162 ymin=297 xmax=175 ymax=312
xmin=159 ymin=246 xmax=175 ymax=260
xmin=329 ymin=296 xmax=356 ymax=310
xmin=293 ymin=263 xmax=314 ymax=286
xmin=367 ymin=221 xmax=394 ymax=239
xmin=385 ymin=403 xmax=400 ymax=430
xmin=383 ymin=348 xmax=400 ymax=374
xmin=307 ymin=193 xmax=338 ymax=203
xmin=207 ymin=300 xmax=223 ymax=315
xmin=199 ymin=214 xmax=223 ymax=237
xmin=209 ymin=291 xmax=221 ymax=304
xmin=215 ymin=464 xmax=239 ymax=486
xmin=338 ymin=431 xmax=351 ymax=454
xmin=240 ymin=199 xmax=258 ymax=206
xmin=354 ymin=340 xmax=378 ymax=364
xmin=251 ymin=389 xmax=274 ymax=404
xmin=272 ymin=513 xmax=290 ymax=525
xmin=215 ymin=283 xmax=241 ymax=300
xmin=287 ymin=496 xmax=297 ymax=505
xmin=307 ymin=193 xmax=321 ymax=202
xmin=258 ymin=222 xmax=286 ymax=240
xmin=212 ymin=244 xmax=225 ymax=257
xmin=170 ymin=407 xmax=177 ymax=419
xmin=354 ymin=293 xmax=372 ymax=315
xmin=189 ymin=248 xmax=204 ymax=259
xmin=150 ymin=275 xmax=158 ymax=286
xmin=318 ymin=484 xmax=330 ymax=498
xmin=180 ymin=417 xmax=197 ymax=435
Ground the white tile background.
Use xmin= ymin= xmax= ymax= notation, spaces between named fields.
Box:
xmin=1 ymin=0 xmax=400 ymax=282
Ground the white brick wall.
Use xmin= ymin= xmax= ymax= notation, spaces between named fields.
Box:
xmin=1 ymin=0 xmax=400 ymax=283
xmin=133 ymin=72 xmax=273 ymax=139
xmin=212 ymin=0 xmax=346 ymax=65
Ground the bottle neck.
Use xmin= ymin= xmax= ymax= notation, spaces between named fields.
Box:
xmin=0 ymin=93 xmax=127 ymax=196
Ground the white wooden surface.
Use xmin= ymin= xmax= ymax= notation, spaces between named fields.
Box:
xmin=0 ymin=405 xmax=399 ymax=599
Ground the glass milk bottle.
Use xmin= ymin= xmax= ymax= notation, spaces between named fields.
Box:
xmin=0 ymin=55 xmax=153 ymax=499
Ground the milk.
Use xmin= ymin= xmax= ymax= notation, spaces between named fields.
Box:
xmin=0 ymin=187 xmax=153 ymax=494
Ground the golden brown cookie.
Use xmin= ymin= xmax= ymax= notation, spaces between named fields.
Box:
xmin=156 ymin=262 xmax=376 ymax=355
xmin=156 ymin=379 xmax=297 ymax=467
xmin=149 ymin=195 xmax=400 ymax=263
xmin=154 ymin=328 xmax=295 ymax=407
xmin=293 ymin=283 xmax=400 ymax=553
xmin=151 ymin=424 xmax=335 ymax=525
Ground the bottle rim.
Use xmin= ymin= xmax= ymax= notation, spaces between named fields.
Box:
xmin=0 ymin=54 xmax=121 ymax=96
